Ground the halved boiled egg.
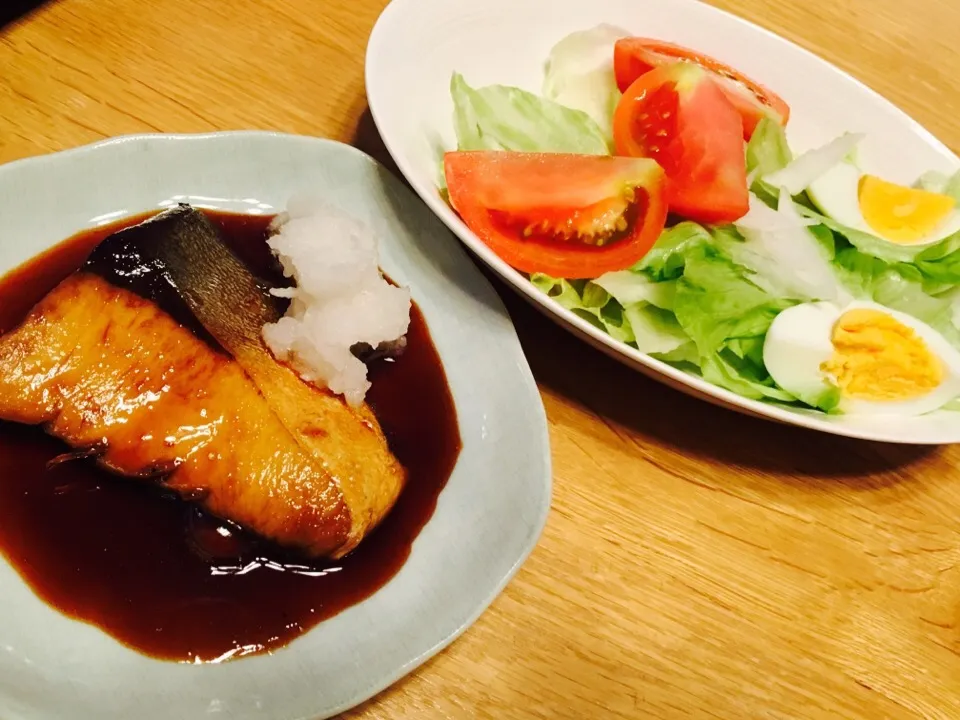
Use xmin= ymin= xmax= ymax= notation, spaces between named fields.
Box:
xmin=807 ymin=162 xmax=960 ymax=246
xmin=763 ymin=300 xmax=960 ymax=416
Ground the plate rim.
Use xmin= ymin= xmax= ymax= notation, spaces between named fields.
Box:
xmin=0 ymin=129 xmax=554 ymax=720
xmin=365 ymin=0 xmax=960 ymax=445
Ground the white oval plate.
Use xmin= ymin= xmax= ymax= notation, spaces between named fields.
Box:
xmin=365 ymin=0 xmax=960 ymax=444
xmin=0 ymin=132 xmax=551 ymax=720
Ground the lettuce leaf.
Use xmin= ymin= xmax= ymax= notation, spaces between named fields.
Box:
xmin=656 ymin=341 xmax=700 ymax=366
xmin=532 ymin=227 xmax=808 ymax=403
xmin=916 ymin=170 xmax=960 ymax=201
xmin=529 ymin=274 xmax=631 ymax=342
xmin=632 ymin=222 xmax=714 ymax=281
xmin=746 ymin=118 xmax=793 ymax=178
xmin=796 ymin=204 xmax=943 ymax=263
xmin=701 ymin=352 xmax=796 ymax=402
xmin=745 ymin=117 xmax=792 ymax=204
xmin=797 ymin=197 xmax=960 ymax=283
xmin=541 ymin=24 xmax=627 ymax=143
xmin=530 ymin=271 xmax=694 ymax=356
xmin=831 ymin=244 xmax=891 ymax=296
xmin=622 ymin=304 xmax=691 ymax=355
xmin=872 ymin=271 xmax=960 ymax=348
xmin=672 ymin=244 xmax=797 ymax=400
xmin=783 ymin=381 xmax=842 ymax=413
xmin=913 ymin=235 xmax=960 ymax=286
xmin=828 ymin=244 xmax=960 ymax=348
xmin=592 ymin=271 xmax=677 ymax=309
xmin=450 ymin=72 xmax=610 ymax=155
xmin=804 ymin=202 xmax=960 ymax=290
xmin=673 ymin=244 xmax=795 ymax=355
xmin=589 ymin=224 xmax=802 ymax=400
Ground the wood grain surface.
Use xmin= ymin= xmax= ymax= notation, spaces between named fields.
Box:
xmin=3 ymin=0 xmax=960 ymax=718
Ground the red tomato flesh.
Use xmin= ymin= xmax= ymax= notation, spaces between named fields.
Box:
xmin=614 ymin=38 xmax=790 ymax=139
xmin=613 ymin=63 xmax=749 ymax=224
xmin=443 ymin=152 xmax=668 ymax=279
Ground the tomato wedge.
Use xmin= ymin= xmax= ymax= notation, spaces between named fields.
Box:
xmin=443 ymin=152 xmax=667 ymax=279
xmin=613 ymin=63 xmax=749 ymax=224
xmin=614 ymin=37 xmax=790 ymax=139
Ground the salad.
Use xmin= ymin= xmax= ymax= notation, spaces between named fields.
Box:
xmin=438 ymin=25 xmax=960 ymax=418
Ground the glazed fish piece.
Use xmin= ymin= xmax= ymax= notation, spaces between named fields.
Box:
xmin=0 ymin=206 xmax=406 ymax=559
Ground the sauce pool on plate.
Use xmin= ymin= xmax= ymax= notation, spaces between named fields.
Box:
xmin=0 ymin=210 xmax=461 ymax=663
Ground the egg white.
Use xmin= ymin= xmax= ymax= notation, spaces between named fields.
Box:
xmin=807 ymin=162 xmax=960 ymax=247
xmin=763 ymin=300 xmax=960 ymax=416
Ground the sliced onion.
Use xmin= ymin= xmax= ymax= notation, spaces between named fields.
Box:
xmin=763 ymin=132 xmax=865 ymax=195
xmin=734 ymin=192 xmax=819 ymax=232
xmin=730 ymin=190 xmax=852 ymax=305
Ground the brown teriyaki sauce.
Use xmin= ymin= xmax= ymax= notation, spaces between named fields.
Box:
xmin=0 ymin=210 xmax=461 ymax=663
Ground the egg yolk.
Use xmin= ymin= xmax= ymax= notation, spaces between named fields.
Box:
xmin=858 ymin=175 xmax=955 ymax=244
xmin=821 ymin=308 xmax=943 ymax=401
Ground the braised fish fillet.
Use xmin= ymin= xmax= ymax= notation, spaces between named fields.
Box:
xmin=0 ymin=206 xmax=407 ymax=559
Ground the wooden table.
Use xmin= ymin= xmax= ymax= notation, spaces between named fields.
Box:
xmin=4 ymin=0 xmax=960 ymax=717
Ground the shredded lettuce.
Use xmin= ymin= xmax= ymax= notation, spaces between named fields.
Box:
xmin=542 ymin=24 xmax=627 ymax=144
xmin=450 ymin=72 xmax=610 ymax=155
